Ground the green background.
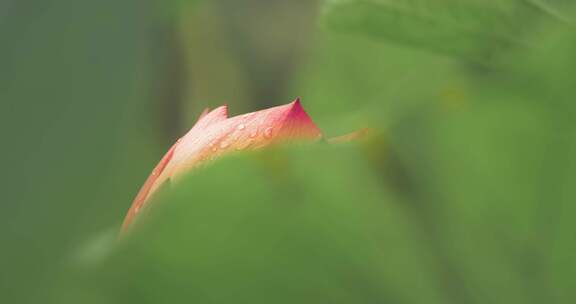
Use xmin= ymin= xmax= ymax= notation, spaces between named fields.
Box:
xmin=1 ymin=0 xmax=575 ymax=303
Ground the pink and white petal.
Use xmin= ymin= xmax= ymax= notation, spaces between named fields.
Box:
xmin=200 ymin=98 xmax=322 ymax=153
xmin=150 ymin=106 xmax=229 ymax=193
xmin=274 ymin=98 xmax=322 ymax=140
xmin=122 ymin=99 xmax=322 ymax=232
xmin=191 ymin=105 xmax=228 ymax=130
xmin=122 ymin=106 xmax=230 ymax=231
xmin=121 ymin=142 xmax=178 ymax=230
xmin=163 ymin=99 xmax=321 ymax=180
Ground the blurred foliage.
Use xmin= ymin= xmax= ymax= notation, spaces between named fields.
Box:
xmin=322 ymin=0 xmax=574 ymax=63
xmin=1 ymin=0 xmax=576 ymax=303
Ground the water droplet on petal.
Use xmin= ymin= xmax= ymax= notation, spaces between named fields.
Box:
xmin=209 ymin=141 xmax=218 ymax=152
xmin=249 ymin=130 xmax=258 ymax=138
xmin=264 ymin=127 xmax=274 ymax=138
xmin=242 ymin=113 xmax=254 ymax=119
xmin=237 ymin=124 xmax=246 ymax=130
xmin=220 ymin=141 xmax=230 ymax=149
xmin=235 ymin=139 xmax=253 ymax=150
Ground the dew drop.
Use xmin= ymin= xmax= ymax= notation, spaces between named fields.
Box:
xmin=237 ymin=124 xmax=246 ymax=130
xmin=264 ymin=127 xmax=274 ymax=138
xmin=219 ymin=141 xmax=230 ymax=149
xmin=242 ymin=113 xmax=254 ymax=119
xmin=209 ymin=141 xmax=218 ymax=152
xmin=235 ymin=139 xmax=253 ymax=151
xmin=249 ymin=130 xmax=258 ymax=138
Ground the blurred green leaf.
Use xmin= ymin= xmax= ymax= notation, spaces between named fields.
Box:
xmin=57 ymin=145 xmax=454 ymax=303
xmin=0 ymin=0 xmax=161 ymax=302
xmin=322 ymin=0 xmax=571 ymax=64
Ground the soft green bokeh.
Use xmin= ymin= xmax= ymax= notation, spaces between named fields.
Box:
xmin=1 ymin=0 xmax=575 ymax=303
